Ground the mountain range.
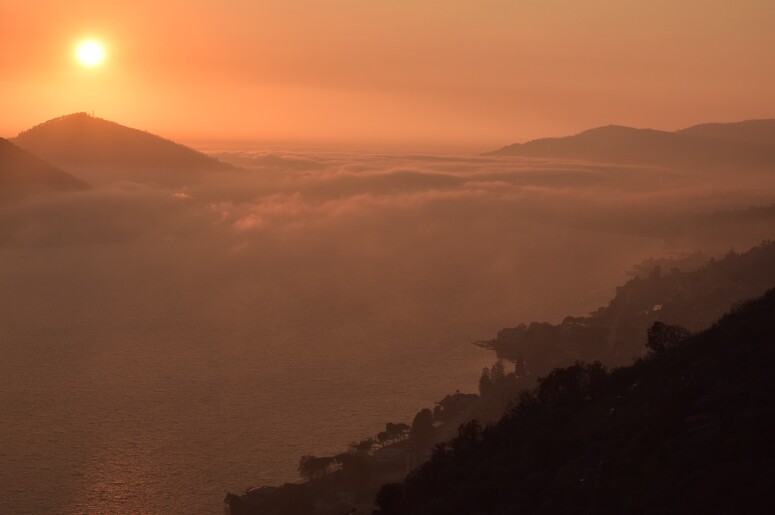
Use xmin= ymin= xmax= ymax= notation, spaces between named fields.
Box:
xmin=4 ymin=115 xmax=775 ymax=197
xmin=489 ymin=119 xmax=775 ymax=170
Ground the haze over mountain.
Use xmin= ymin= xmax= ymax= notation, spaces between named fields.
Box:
xmin=2 ymin=138 xmax=774 ymax=513
xmin=679 ymin=119 xmax=775 ymax=145
xmin=13 ymin=113 xmax=233 ymax=185
xmin=489 ymin=120 xmax=775 ymax=171
xmin=0 ymin=138 xmax=87 ymax=201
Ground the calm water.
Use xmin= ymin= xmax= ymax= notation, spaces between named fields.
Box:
xmin=0 ymin=152 xmax=666 ymax=513
xmin=0 ymin=245 xmax=532 ymax=514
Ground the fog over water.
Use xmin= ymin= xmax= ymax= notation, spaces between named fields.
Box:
xmin=1 ymin=150 xmax=772 ymax=514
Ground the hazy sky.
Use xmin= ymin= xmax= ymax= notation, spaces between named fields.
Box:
xmin=1 ymin=0 xmax=774 ymax=148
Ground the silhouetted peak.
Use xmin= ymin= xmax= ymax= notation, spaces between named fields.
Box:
xmin=17 ymin=112 xmax=109 ymax=134
xmin=50 ymin=111 xmax=91 ymax=122
xmin=575 ymin=124 xmax=664 ymax=137
xmin=488 ymin=119 xmax=775 ymax=169
xmin=13 ymin=113 xmax=233 ymax=182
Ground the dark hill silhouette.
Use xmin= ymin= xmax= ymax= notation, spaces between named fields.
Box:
xmin=13 ymin=113 xmax=233 ymax=185
xmin=483 ymin=241 xmax=775 ymax=377
xmin=224 ymin=242 xmax=775 ymax=515
xmin=679 ymin=119 xmax=775 ymax=145
xmin=376 ymin=288 xmax=775 ymax=514
xmin=489 ymin=120 xmax=775 ymax=170
xmin=0 ymin=138 xmax=87 ymax=201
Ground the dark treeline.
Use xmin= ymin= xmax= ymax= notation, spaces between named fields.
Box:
xmin=376 ymin=288 xmax=775 ymax=514
xmin=483 ymin=240 xmax=775 ymax=375
xmin=225 ymin=242 xmax=775 ymax=515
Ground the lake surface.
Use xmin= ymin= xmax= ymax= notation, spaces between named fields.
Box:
xmin=0 ymin=152 xmax=667 ymax=513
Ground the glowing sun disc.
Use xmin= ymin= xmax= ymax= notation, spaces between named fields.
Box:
xmin=76 ymin=40 xmax=105 ymax=67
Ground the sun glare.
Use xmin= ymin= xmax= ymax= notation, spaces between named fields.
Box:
xmin=75 ymin=40 xmax=105 ymax=67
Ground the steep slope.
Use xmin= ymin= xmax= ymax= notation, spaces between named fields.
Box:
xmin=13 ymin=113 xmax=232 ymax=184
xmin=484 ymin=241 xmax=775 ymax=375
xmin=377 ymin=288 xmax=775 ymax=514
xmin=489 ymin=120 xmax=775 ymax=170
xmin=0 ymin=138 xmax=87 ymax=200
xmin=223 ymin=242 xmax=775 ymax=515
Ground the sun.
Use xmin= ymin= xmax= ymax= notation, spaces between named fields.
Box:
xmin=75 ymin=40 xmax=106 ymax=67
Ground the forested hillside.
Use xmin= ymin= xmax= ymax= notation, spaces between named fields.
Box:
xmin=377 ymin=289 xmax=775 ymax=514
xmin=483 ymin=241 xmax=775 ymax=375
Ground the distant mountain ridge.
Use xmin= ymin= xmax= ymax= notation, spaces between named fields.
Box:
xmin=13 ymin=113 xmax=232 ymax=184
xmin=489 ymin=119 xmax=775 ymax=170
xmin=679 ymin=119 xmax=775 ymax=145
xmin=0 ymin=138 xmax=87 ymax=201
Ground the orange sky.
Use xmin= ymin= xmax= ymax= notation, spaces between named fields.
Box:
xmin=1 ymin=0 xmax=774 ymax=149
